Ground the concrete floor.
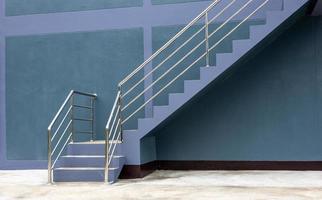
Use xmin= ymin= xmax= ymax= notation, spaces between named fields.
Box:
xmin=1 ymin=170 xmax=322 ymax=199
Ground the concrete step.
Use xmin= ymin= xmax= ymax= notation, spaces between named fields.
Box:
xmin=59 ymin=155 xmax=105 ymax=168
xmin=58 ymin=155 xmax=125 ymax=168
xmin=53 ymin=167 xmax=118 ymax=182
xmin=66 ymin=141 xmax=122 ymax=155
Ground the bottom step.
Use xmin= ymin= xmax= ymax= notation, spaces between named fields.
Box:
xmin=53 ymin=167 xmax=118 ymax=182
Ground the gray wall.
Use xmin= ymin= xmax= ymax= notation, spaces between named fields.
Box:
xmin=153 ymin=16 xmax=322 ymax=161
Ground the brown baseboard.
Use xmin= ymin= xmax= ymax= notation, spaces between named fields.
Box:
xmin=119 ymin=160 xmax=322 ymax=179
xmin=118 ymin=160 xmax=157 ymax=179
xmin=158 ymin=160 xmax=322 ymax=171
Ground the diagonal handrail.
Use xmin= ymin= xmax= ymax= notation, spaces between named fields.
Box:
xmin=105 ymin=0 xmax=270 ymax=183
xmin=121 ymin=0 xmax=236 ymax=99
xmin=119 ymin=0 xmax=221 ymax=86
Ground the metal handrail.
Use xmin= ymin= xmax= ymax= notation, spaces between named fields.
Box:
xmin=122 ymin=0 xmax=236 ymax=99
xmin=104 ymin=0 xmax=270 ymax=183
xmin=48 ymin=90 xmax=97 ymax=183
xmin=120 ymin=0 xmax=254 ymax=114
xmin=119 ymin=0 xmax=221 ymax=86
xmin=104 ymin=90 xmax=121 ymax=182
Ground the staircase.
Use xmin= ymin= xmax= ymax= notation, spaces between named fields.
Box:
xmin=48 ymin=0 xmax=310 ymax=183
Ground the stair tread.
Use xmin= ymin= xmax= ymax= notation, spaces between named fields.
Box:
xmin=71 ymin=140 xmax=122 ymax=144
xmin=54 ymin=167 xmax=117 ymax=170
xmin=61 ymin=155 xmax=125 ymax=158
xmin=62 ymin=155 xmax=104 ymax=158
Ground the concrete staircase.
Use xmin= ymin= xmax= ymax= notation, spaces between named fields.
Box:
xmin=121 ymin=0 xmax=309 ymax=165
xmin=52 ymin=0 xmax=310 ymax=183
xmin=53 ymin=141 xmax=125 ymax=182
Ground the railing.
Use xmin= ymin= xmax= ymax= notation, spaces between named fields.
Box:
xmin=105 ymin=0 xmax=270 ymax=182
xmin=48 ymin=90 xmax=97 ymax=183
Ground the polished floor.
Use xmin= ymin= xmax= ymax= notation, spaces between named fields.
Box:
xmin=1 ymin=170 xmax=322 ymax=199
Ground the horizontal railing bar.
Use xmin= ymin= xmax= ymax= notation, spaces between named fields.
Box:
xmin=51 ymin=120 xmax=72 ymax=156
xmin=52 ymin=133 xmax=72 ymax=169
xmin=119 ymin=0 xmax=221 ymax=86
xmin=73 ymin=105 xmax=93 ymax=109
xmin=73 ymin=91 xmax=97 ymax=98
xmin=122 ymin=0 xmax=236 ymax=99
xmin=51 ymin=106 xmax=72 ymax=142
xmin=75 ymin=131 xmax=93 ymax=134
xmin=122 ymin=36 xmax=207 ymax=112
xmin=209 ymin=0 xmax=268 ymax=52
xmin=123 ymin=51 xmax=207 ymax=124
xmin=48 ymin=90 xmax=97 ymax=131
xmin=73 ymin=118 xmax=93 ymax=121
xmin=106 ymin=91 xmax=121 ymax=129
xmin=48 ymin=90 xmax=74 ymax=131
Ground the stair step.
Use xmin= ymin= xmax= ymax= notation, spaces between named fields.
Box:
xmin=232 ymin=39 xmax=253 ymax=55
xmin=266 ymin=10 xmax=288 ymax=27
xmin=184 ymin=80 xmax=203 ymax=94
xmin=153 ymin=105 xmax=170 ymax=120
xmin=71 ymin=140 xmax=121 ymax=144
xmin=284 ymin=0 xmax=308 ymax=12
xmin=216 ymin=53 xmax=236 ymax=68
xmin=138 ymin=118 xmax=155 ymax=132
xmin=200 ymin=66 xmax=217 ymax=81
xmin=59 ymin=155 xmax=104 ymax=168
xmin=53 ymin=167 xmax=118 ymax=182
xmin=66 ymin=142 xmax=122 ymax=155
xmin=55 ymin=167 xmax=106 ymax=170
xmin=249 ymin=24 xmax=269 ymax=42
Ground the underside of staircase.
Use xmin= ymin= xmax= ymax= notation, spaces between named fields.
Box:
xmin=51 ymin=0 xmax=310 ymax=183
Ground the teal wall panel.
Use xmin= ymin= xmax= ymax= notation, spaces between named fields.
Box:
xmin=152 ymin=0 xmax=209 ymax=5
xmin=6 ymin=0 xmax=143 ymax=16
xmin=154 ymin=16 xmax=322 ymax=161
xmin=6 ymin=28 xmax=144 ymax=160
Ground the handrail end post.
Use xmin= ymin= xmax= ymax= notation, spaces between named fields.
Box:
xmin=104 ymin=128 xmax=110 ymax=183
xmin=47 ymin=129 xmax=52 ymax=184
xmin=205 ymin=11 xmax=210 ymax=67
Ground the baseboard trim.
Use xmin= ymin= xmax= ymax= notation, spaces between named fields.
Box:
xmin=157 ymin=160 xmax=322 ymax=171
xmin=119 ymin=160 xmax=157 ymax=179
xmin=119 ymin=160 xmax=322 ymax=179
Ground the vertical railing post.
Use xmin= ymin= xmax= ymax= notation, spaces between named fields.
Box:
xmin=47 ymin=129 xmax=52 ymax=184
xmin=118 ymin=86 xmax=123 ymax=141
xmin=104 ymin=128 xmax=110 ymax=183
xmin=205 ymin=11 xmax=210 ymax=67
xmin=91 ymin=96 xmax=95 ymax=141
xmin=70 ymin=93 xmax=74 ymax=143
